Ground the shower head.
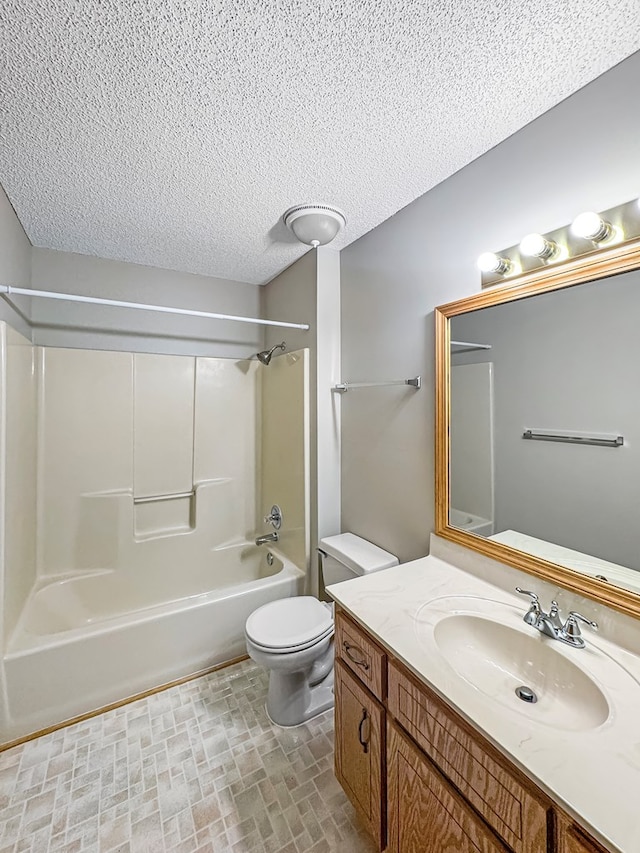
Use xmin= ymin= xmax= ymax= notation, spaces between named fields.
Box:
xmin=256 ymin=341 xmax=286 ymax=365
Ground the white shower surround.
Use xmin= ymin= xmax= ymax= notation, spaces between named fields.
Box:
xmin=0 ymin=327 xmax=311 ymax=744
xmin=3 ymin=548 xmax=304 ymax=744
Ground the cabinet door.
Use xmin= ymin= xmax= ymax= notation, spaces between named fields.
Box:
xmin=334 ymin=660 xmax=385 ymax=850
xmin=387 ymin=721 xmax=507 ymax=853
xmin=388 ymin=660 xmax=549 ymax=853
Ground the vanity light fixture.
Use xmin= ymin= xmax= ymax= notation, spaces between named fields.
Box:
xmin=476 ymin=252 xmax=513 ymax=275
xmin=479 ymin=196 xmax=639 ymax=288
xmin=570 ymin=211 xmax=614 ymax=244
xmin=519 ymin=233 xmax=559 ymax=260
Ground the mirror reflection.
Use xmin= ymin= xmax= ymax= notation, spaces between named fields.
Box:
xmin=449 ymin=267 xmax=640 ymax=594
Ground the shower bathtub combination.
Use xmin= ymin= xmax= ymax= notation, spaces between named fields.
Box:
xmin=0 ymin=325 xmax=310 ymax=744
xmin=4 ymin=544 xmax=303 ymax=742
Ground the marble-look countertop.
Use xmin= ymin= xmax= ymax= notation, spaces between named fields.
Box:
xmin=327 ymin=555 xmax=640 ymax=853
xmin=490 ymin=530 xmax=640 ymax=595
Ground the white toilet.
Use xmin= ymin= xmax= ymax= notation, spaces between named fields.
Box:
xmin=245 ymin=533 xmax=398 ymax=727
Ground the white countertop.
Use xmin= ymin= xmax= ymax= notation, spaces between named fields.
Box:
xmin=490 ymin=530 xmax=640 ymax=595
xmin=327 ymin=555 xmax=640 ymax=853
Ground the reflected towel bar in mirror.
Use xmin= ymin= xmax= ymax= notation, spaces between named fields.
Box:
xmin=332 ymin=376 xmax=421 ymax=393
xmin=522 ymin=430 xmax=624 ymax=448
xmin=450 ymin=340 xmax=492 ymax=352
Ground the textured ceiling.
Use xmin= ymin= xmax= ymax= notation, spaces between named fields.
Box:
xmin=1 ymin=2 xmax=640 ymax=285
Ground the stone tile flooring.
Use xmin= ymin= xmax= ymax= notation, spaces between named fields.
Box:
xmin=0 ymin=660 xmax=377 ymax=852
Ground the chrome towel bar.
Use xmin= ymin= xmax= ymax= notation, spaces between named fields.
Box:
xmin=522 ymin=430 xmax=623 ymax=448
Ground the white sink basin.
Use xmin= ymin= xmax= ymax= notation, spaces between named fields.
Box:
xmin=433 ymin=613 xmax=609 ymax=731
xmin=415 ymin=595 xmax=636 ymax=732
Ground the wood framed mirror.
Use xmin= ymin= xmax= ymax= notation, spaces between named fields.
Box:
xmin=435 ymin=236 xmax=640 ymax=619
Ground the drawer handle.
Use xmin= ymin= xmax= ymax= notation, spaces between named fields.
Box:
xmin=342 ymin=641 xmax=369 ymax=670
xmin=358 ymin=708 xmax=369 ymax=754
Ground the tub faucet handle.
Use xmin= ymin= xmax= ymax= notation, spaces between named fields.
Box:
xmin=264 ymin=504 xmax=283 ymax=529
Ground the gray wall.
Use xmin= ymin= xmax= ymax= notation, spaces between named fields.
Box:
xmin=0 ymin=185 xmax=32 ymax=338
xmin=340 ymin=50 xmax=640 ymax=564
xmin=30 ymin=248 xmax=263 ymax=358
xmin=0 ymin=195 xmax=266 ymax=360
xmin=451 ymin=271 xmax=640 ymax=570
xmin=262 ymin=247 xmax=342 ymax=595
xmin=262 ymin=250 xmax=318 ymax=591
xmin=0 ymin=186 xmax=33 ymax=739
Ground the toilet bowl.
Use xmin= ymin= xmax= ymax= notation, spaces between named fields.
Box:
xmin=245 ymin=596 xmax=335 ymax=727
xmin=245 ymin=533 xmax=398 ymax=727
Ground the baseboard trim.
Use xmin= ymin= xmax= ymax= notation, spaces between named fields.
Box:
xmin=0 ymin=654 xmax=249 ymax=753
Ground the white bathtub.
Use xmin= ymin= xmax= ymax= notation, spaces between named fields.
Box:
xmin=2 ymin=545 xmax=304 ymax=743
xmin=450 ymin=508 xmax=494 ymax=537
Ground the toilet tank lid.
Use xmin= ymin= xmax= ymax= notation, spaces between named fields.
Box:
xmin=319 ymin=532 xmax=399 ymax=575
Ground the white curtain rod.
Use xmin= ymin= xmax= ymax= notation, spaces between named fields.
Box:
xmin=0 ymin=285 xmax=310 ymax=331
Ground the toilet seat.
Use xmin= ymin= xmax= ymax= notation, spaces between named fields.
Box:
xmin=247 ymin=626 xmax=334 ymax=655
xmin=245 ymin=596 xmax=333 ymax=653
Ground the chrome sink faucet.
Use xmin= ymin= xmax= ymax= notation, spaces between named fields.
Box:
xmin=516 ymin=588 xmax=598 ymax=649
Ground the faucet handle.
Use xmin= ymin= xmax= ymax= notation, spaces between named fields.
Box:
xmin=566 ymin=611 xmax=598 ymax=631
xmin=515 ymin=587 xmax=541 ymax=625
xmin=559 ymin=611 xmax=598 ymax=648
xmin=263 ymin=504 xmax=283 ymax=529
xmin=515 ymin=587 xmax=540 ymax=607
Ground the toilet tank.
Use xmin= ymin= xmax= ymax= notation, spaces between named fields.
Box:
xmin=319 ymin=532 xmax=399 ymax=586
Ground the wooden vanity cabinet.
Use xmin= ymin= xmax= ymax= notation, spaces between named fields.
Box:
xmin=387 ymin=721 xmax=508 ymax=852
xmin=556 ymin=817 xmax=609 ymax=853
xmin=334 ymin=607 xmax=611 ymax=853
xmin=387 ymin=660 xmax=549 ymax=853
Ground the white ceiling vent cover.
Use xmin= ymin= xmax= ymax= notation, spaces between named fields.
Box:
xmin=283 ymin=205 xmax=346 ymax=247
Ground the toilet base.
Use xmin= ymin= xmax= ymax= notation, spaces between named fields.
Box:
xmin=246 ymin=625 xmax=335 ymax=728
xmin=265 ymin=662 xmax=335 ymax=728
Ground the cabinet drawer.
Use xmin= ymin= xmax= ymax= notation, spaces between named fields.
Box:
xmin=387 ymin=721 xmax=507 ymax=853
xmin=335 ymin=609 xmax=386 ymax=701
xmin=388 ymin=660 xmax=549 ymax=853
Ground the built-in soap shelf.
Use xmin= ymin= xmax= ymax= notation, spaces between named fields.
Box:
xmin=133 ymin=490 xmax=195 ymax=504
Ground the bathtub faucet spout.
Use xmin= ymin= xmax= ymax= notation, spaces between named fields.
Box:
xmin=256 ymin=532 xmax=279 ymax=546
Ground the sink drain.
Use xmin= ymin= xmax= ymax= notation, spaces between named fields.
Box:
xmin=515 ymin=685 xmax=538 ymax=704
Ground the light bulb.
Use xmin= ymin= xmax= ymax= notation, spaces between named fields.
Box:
xmin=571 ymin=211 xmax=612 ymax=243
xmin=477 ymin=252 xmax=512 ymax=275
xmin=519 ymin=233 xmax=558 ymax=260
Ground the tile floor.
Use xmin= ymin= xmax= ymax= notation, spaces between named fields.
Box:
xmin=0 ymin=660 xmax=377 ymax=853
